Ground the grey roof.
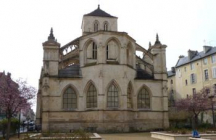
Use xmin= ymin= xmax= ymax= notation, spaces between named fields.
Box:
xmin=167 ymin=70 xmax=175 ymax=77
xmin=84 ymin=5 xmax=116 ymax=18
xmin=176 ymin=47 xmax=216 ymax=67
xmin=59 ymin=65 xmax=82 ymax=78
xmin=136 ymin=69 xmax=154 ymax=79
xmin=135 ymin=65 xmax=154 ymax=79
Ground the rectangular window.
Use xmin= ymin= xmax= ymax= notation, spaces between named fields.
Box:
xmin=212 ymin=67 xmax=216 ymax=78
xmin=178 ymin=69 xmax=181 ymax=78
xmin=204 ymin=69 xmax=209 ymax=80
xmin=212 ymin=55 xmax=216 ymax=63
xmin=171 ymin=89 xmax=174 ymax=94
xmin=190 ymin=73 xmax=196 ymax=84
xmin=190 ymin=63 xmax=195 ymax=70
xmin=184 ymin=67 xmax=186 ymax=72
xmin=192 ymin=88 xmax=196 ymax=95
xmin=206 ymin=88 xmax=210 ymax=94
xmin=171 ymin=80 xmax=173 ymax=84
xmin=185 ymin=80 xmax=188 ymax=85
xmin=203 ymin=58 xmax=208 ymax=65
xmin=214 ymin=84 xmax=216 ymax=93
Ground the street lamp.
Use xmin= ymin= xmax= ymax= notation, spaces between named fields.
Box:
xmin=209 ymin=95 xmax=215 ymax=127
xmin=18 ymin=110 xmax=21 ymax=138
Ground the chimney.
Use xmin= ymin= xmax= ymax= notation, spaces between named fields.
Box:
xmin=203 ymin=46 xmax=212 ymax=53
xmin=188 ymin=50 xmax=197 ymax=60
xmin=7 ymin=72 xmax=11 ymax=78
xmin=179 ymin=55 xmax=184 ymax=58
xmin=171 ymin=67 xmax=175 ymax=73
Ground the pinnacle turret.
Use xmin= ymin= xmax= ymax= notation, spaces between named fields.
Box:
xmin=155 ymin=33 xmax=161 ymax=45
xmin=48 ymin=28 xmax=55 ymax=41
xmin=149 ymin=42 xmax=152 ymax=48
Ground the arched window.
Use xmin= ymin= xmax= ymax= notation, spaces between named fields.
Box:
xmin=106 ymin=45 xmax=109 ymax=60
xmin=137 ymin=87 xmax=150 ymax=109
xmin=94 ymin=21 xmax=99 ymax=32
xmin=127 ymin=43 xmax=133 ymax=66
xmin=104 ymin=22 xmax=108 ymax=31
xmin=86 ymin=41 xmax=97 ymax=60
xmin=106 ymin=40 xmax=119 ymax=60
xmin=86 ymin=84 xmax=97 ymax=108
xmin=127 ymin=84 xmax=133 ymax=109
xmin=63 ymin=87 xmax=77 ymax=109
xmin=107 ymin=84 xmax=118 ymax=108
xmin=92 ymin=42 xmax=97 ymax=59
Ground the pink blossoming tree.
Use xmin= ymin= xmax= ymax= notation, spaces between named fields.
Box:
xmin=0 ymin=72 xmax=36 ymax=140
xmin=176 ymin=87 xmax=211 ymax=129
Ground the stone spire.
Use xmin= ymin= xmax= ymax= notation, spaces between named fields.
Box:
xmin=155 ymin=33 xmax=161 ymax=45
xmin=43 ymin=27 xmax=60 ymax=46
xmin=98 ymin=4 xmax=100 ymax=9
xmin=149 ymin=42 xmax=152 ymax=48
xmin=48 ymin=28 xmax=55 ymax=41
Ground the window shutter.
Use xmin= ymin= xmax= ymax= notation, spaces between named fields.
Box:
xmin=214 ymin=68 xmax=216 ymax=78
xmin=190 ymin=74 xmax=192 ymax=84
xmin=213 ymin=67 xmax=216 ymax=78
xmin=194 ymin=74 xmax=197 ymax=83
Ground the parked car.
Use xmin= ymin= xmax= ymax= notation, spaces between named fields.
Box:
xmin=28 ymin=123 xmax=35 ymax=131
xmin=35 ymin=124 xmax=41 ymax=132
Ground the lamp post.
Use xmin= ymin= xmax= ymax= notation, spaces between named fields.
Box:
xmin=209 ymin=95 xmax=215 ymax=127
xmin=18 ymin=110 xmax=21 ymax=138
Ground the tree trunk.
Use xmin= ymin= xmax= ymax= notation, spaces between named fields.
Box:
xmin=6 ymin=117 xmax=11 ymax=140
xmin=194 ymin=114 xmax=199 ymax=129
xmin=192 ymin=116 xmax=195 ymax=130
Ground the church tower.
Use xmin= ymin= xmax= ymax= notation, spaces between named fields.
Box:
xmin=81 ymin=5 xmax=118 ymax=35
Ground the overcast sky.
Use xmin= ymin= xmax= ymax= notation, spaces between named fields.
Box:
xmin=1 ymin=0 xmax=216 ymax=112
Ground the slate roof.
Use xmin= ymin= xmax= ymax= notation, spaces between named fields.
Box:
xmin=84 ymin=5 xmax=116 ymax=18
xmin=136 ymin=69 xmax=154 ymax=79
xmin=176 ymin=47 xmax=216 ymax=68
xmin=135 ymin=64 xmax=154 ymax=79
xmin=59 ymin=65 xmax=82 ymax=78
xmin=167 ymin=70 xmax=175 ymax=77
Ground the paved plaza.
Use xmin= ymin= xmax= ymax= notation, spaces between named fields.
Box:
xmin=100 ymin=132 xmax=157 ymax=140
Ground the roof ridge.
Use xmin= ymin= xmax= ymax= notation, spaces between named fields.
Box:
xmin=84 ymin=6 xmax=116 ymax=18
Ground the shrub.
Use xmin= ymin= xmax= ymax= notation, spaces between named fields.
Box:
xmin=0 ymin=118 xmax=20 ymax=138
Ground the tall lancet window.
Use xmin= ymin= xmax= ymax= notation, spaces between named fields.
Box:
xmin=94 ymin=21 xmax=99 ymax=32
xmin=137 ymin=87 xmax=150 ymax=109
xmin=63 ymin=87 xmax=77 ymax=109
xmin=86 ymin=84 xmax=97 ymax=108
xmin=92 ymin=42 xmax=97 ymax=59
xmin=104 ymin=22 xmax=108 ymax=31
xmin=107 ymin=84 xmax=119 ymax=108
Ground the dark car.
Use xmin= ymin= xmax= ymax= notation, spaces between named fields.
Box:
xmin=27 ymin=124 xmax=35 ymax=131
xmin=35 ymin=124 xmax=41 ymax=132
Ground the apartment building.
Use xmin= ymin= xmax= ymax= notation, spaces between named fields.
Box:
xmin=168 ymin=46 xmax=216 ymax=105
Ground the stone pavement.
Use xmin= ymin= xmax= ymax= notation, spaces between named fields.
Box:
xmin=99 ymin=132 xmax=158 ymax=140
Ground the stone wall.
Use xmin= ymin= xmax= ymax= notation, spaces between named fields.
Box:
xmin=47 ymin=111 xmax=168 ymax=132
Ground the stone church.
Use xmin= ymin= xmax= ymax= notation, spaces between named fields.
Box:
xmin=36 ymin=5 xmax=169 ymax=132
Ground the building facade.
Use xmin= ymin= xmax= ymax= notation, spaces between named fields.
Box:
xmin=167 ymin=46 xmax=216 ymax=122
xmin=36 ymin=6 xmax=169 ymax=132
